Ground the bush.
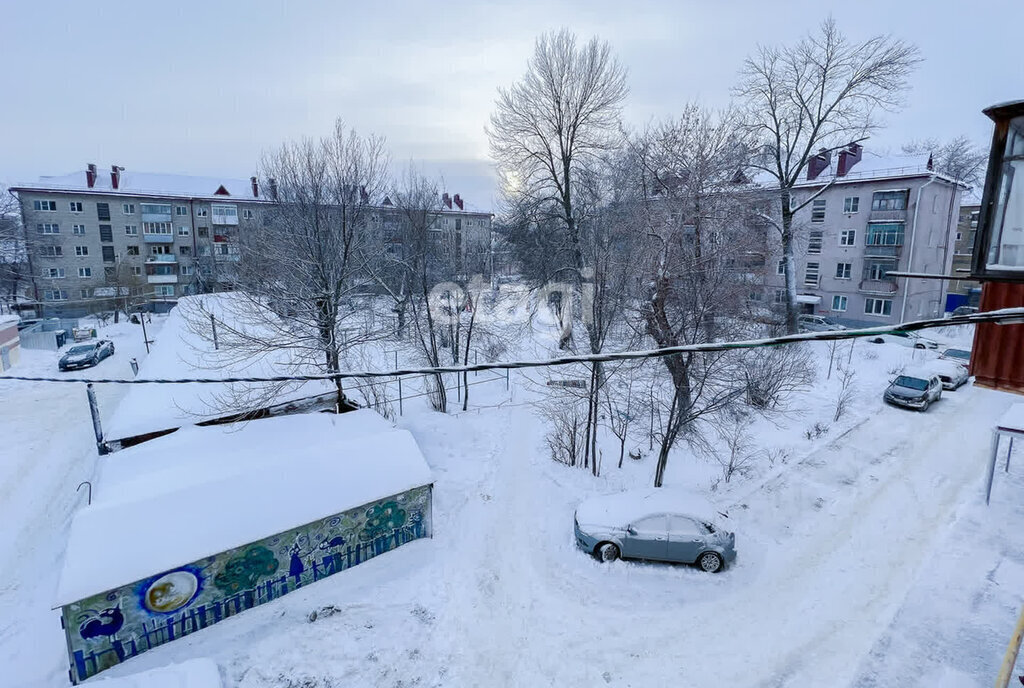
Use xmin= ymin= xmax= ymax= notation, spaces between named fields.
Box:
xmin=742 ymin=344 xmax=816 ymax=410
xmin=804 ymin=422 xmax=830 ymax=440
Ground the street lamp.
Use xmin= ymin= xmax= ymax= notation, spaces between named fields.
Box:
xmin=972 ymin=100 xmax=1024 ymax=281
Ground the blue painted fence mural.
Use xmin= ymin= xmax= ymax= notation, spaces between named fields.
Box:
xmin=62 ymin=485 xmax=432 ymax=683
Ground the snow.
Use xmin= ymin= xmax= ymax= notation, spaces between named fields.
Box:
xmin=55 ymin=410 xmax=432 ymax=607
xmin=997 ymin=402 xmax=1024 ymax=432
xmin=574 ymin=488 xmax=723 ymax=528
xmin=84 ymin=658 xmax=221 ymax=687
xmin=15 ymin=170 xmax=267 ymax=201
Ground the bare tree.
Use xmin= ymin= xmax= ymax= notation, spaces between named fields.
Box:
xmin=742 ymin=343 xmax=816 ymax=409
xmin=0 ymin=191 xmax=28 ymax=305
xmin=190 ymin=120 xmax=390 ymax=411
xmin=99 ymin=254 xmax=147 ymax=323
xmin=710 ymin=411 xmax=758 ymax=484
xmin=902 ymin=136 xmax=988 ymax=190
xmin=603 ymin=369 xmax=636 ymax=469
xmin=735 ymin=18 xmax=921 ymax=333
xmin=833 ymin=363 xmax=857 ymax=422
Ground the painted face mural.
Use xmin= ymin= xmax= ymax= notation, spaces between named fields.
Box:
xmin=359 ymin=501 xmax=407 ymax=541
xmin=142 ymin=570 xmax=200 ymax=613
xmin=214 ymin=545 xmax=279 ymax=595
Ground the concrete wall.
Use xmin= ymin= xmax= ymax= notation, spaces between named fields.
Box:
xmin=61 ymin=484 xmax=432 ymax=684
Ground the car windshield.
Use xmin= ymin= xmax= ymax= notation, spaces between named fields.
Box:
xmin=946 ymin=349 xmax=970 ymax=360
xmin=894 ymin=376 xmax=929 ymax=391
xmin=67 ymin=345 xmax=95 ymax=355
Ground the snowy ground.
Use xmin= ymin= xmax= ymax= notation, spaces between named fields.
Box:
xmin=2 ymin=311 xmax=1023 ymax=687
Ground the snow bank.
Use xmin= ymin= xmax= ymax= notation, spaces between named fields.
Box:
xmin=84 ymin=658 xmax=222 ymax=687
xmin=56 ymin=411 xmax=432 ymax=606
xmin=575 ymin=488 xmax=725 ymax=528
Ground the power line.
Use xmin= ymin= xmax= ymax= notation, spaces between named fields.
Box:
xmin=2 ymin=308 xmax=1020 ymax=385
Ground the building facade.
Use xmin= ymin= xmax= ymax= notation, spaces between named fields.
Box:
xmin=766 ymin=145 xmax=965 ymax=327
xmin=949 ymin=203 xmax=982 ymax=307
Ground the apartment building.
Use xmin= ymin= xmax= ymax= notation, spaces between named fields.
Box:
xmin=766 ymin=144 xmax=966 ymax=327
xmin=12 ymin=165 xmax=493 ymax=315
xmin=949 ymin=202 xmax=982 ymax=306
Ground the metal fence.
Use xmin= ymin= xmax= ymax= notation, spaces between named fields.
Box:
xmin=18 ymin=318 xmax=80 ymax=351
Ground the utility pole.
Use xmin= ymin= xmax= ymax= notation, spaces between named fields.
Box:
xmin=139 ymin=310 xmax=151 ymax=354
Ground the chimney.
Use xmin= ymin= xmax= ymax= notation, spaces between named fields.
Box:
xmin=86 ymin=164 xmax=97 ymax=188
xmin=250 ymin=176 xmax=259 ymax=198
xmin=453 ymin=194 xmax=464 ymax=210
xmin=837 ymin=142 xmax=863 ymax=177
xmin=926 ymin=153 xmax=934 ymax=171
xmin=110 ymin=165 xmax=122 ymax=190
xmin=807 ymin=149 xmax=831 ymax=180
xmin=268 ymin=178 xmax=278 ymax=200
xmin=442 ymin=192 xmax=452 ymax=209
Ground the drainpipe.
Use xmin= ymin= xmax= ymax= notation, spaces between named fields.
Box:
xmin=900 ymin=176 xmax=937 ymax=322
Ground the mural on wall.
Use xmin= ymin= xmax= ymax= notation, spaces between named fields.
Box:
xmin=62 ymin=485 xmax=431 ymax=684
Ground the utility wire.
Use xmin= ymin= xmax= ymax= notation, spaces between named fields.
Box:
xmin=2 ymin=308 xmax=1020 ymax=385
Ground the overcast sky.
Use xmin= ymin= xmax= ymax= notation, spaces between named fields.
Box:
xmin=2 ymin=0 xmax=1021 ymax=210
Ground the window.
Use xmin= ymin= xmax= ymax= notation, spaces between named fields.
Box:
xmin=80 ymin=289 xmax=90 ymax=299
xmin=242 ymin=209 xmax=254 ymax=220
xmin=126 ymin=245 xmax=140 ymax=255
xmin=131 ymin=266 xmax=142 ymax=276
xmin=122 ymin=203 xmax=135 ymax=214
xmin=175 ymin=205 xmax=189 ymax=216
xmin=78 ymin=267 xmax=92 ymax=278
xmin=38 ymin=223 xmax=60 ymax=234
xmin=99 ymin=225 xmax=113 ymax=242
xmin=198 ymin=226 xmax=209 ymax=238
xmin=40 ymin=245 xmax=62 ymax=257
xmin=956 ymin=232 xmax=963 ymax=241
xmin=804 ymin=262 xmax=820 ymax=287
xmin=178 ymin=226 xmax=190 ymax=236
xmin=808 ymin=231 xmax=823 ymax=254
xmin=140 ymin=203 xmax=172 ymax=215
xmin=774 ymin=289 xmax=786 ymax=304
xmin=839 ymin=229 xmax=856 ymax=246
xmin=831 ymin=295 xmax=848 ymax=312
xmin=864 ymin=298 xmax=893 ymax=316
xmin=151 ymin=245 xmax=171 ymax=255
xmin=72 ymin=224 xmax=86 ymax=235
xmin=871 ymin=190 xmax=908 ymax=211
xmin=196 ymin=207 xmax=208 ymax=217
xmin=198 ymin=245 xmax=211 ymax=256
xmin=154 ymin=285 xmax=175 ymax=297
xmin=668 ymin=515 xmax=702 ymax=535
xmin=215 ymin=242 xmax=229 ymax=256
xmin=180 ymin=265 xmax=193 ymax=276
xmin=96 ymin=203 xmax=111 ymax=221
xmin=101 ymin=246 xmax=115 ymax=263
xmin=45 ymin=268 xmax=65 ymax=278
xmin=43 ymin=289 xmax=68 ymax=301
xmin=125 ymin=224 xmax=138 ymax=236
xmin=143 ymin=221 xmax=173 ymax=234
xmin=179 ymin=245 xmax=192 ymax=256
xmin=835 ymin=262 xmax=852 ymax=279
xmin=866 ymin=223 xmax=905 ymax=246
xmin=75 ymin=246 xmax=88 ymax=256
xmin=789 ymin=195 xmax=799 ymax=211
xmin=811 ymin=199 xmax=826 ymax=223
xmin=33 ymin=200 xmax=57 ymax=211
xmin=777 ymin=259 xmax=786 ymax=275
xmin=864 ymin=260 xmax=894 ymax=281
xmin=843 ymin=197 xmax=860 ymax=213
xmin=69 ymin=201 xmax=83 ymax=212
xmin=969 ymin=211 xmax=979 ymax=228
xmin=104 ymin=267 xmax=115 ymax=278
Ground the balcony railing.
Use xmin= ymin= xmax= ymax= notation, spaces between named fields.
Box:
xmin=868 ymin=209 xmax=908 ymax=222
xmin=143 ymin=233 xmax=174 ymax=243
xmin=214 ymin=252 xmax=240 ymax=262
xmin=211 ymin=215 xmax=239 ymax=226
xmin=145 ymin=254 xmax=177 ymax=263
xmin=863 ymin=244 xmax=903 ymax=258
xmin=147 ymin=274 xmax=178 ymax=284
xmin=858 ymin=278 xmax=898 ymax=295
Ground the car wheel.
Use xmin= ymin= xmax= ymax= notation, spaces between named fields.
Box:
xmin=698 ymin=551 xmax=724 ymax=573
xmin=596 ymin=542 xmax=620 ymax=562
xmin=920 ymin=400 xmax=930 ymax=412
xmin=871 ymin=337 xmax=884 ymax=344
xmin=914 ymin=343 xmax=925 ymax=349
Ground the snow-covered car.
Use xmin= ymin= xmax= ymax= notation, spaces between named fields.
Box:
xmin=939 ymin=347 xmax=971 ymax=366
xmin=927 ymin=360 xmax=969 ymax=390
xmin=59 ymin=340 xmax=115 ymax=371
xmin=883 ymin=369 xmax=943 ymax=411
xmin=867 ymin=330 xmax=939 ymax=349
xmin=797 ymin=314 xmax=846 ymax=333
xmin=574 ymin=489 xmax=736 ymax=573
xmin=948 ymin=305 xmax=978 ymax=317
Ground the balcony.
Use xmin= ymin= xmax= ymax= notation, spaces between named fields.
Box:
xmin=864 ymin=243 xmax=903 ymax=258
xmin=869 ymin=209 xmax=908 ymax=223
xmin=858 ymin=278 xmax=898 ymax=295
xmin=214 ymin=252 xmax=240 ymax=262
xmin=145 ymin=254 xmax=177 ymax=263
xmin=147 ymin=274 xmax=178 ymax=284
xmin=143 ymin=233 xmax=174 ymax=243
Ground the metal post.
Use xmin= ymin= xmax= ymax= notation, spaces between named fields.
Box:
xmin=474 ymin=350 xmax=478 ymax=377
xmin=211 ymin=314 xmax=219 ymax=350
xmin=995 ymin=602 xmax=1024 ymax=688
xmin=86 ymin=383 xmax=107 ymax=455
xmin=140 ymin=312 xmax=151 ymax=354
xmin=394 ymin=350 xmax=398 ymax=370
xmin=129 ymin=358 xmax=139 ymax=376
xmin=505 ymin=367 xmax=510 ymax=391
xmin=397 ymin=376 xmax=403 ymax=416
xmin=986 ymin=431 xmax=1000 ymax=505
xmin=77 ymin=481 xmax=93 ymax=505
xmin=1007 ymin=437 xmax=1015 ymax=473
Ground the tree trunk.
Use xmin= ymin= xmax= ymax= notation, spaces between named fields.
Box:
xmin=781 ymin=203 xmax=800 ymax=334
xmin=653 ymin=355 xmax=693 ymax=487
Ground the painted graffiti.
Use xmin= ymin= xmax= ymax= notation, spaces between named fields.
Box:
xmin=62 ymin=485 xmax=431 ymax=684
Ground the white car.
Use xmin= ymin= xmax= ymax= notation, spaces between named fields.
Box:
xmin=867 ymin=330 xmax=939 ymax=349
xmin=797 ymin=315 xmax=846 ymax=333
xmin=928 ymin=360 xmax=969 ymax=390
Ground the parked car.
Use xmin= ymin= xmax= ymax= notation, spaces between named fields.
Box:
xmin=939 ymin=347 xmax=972 ymax=366
xmin=797 ymin=314 xmax=846 ymax=333
xmin=883 ymin=369 xmax=943 ymax=411
xmin=574 ymin=489 xmax=736 ymax=573
xmin=948 ymin=305 xmax=979 ymax=317
xmin=927 ymin=360 xmax=969 ymax=390
xmin=59 ymin=340 xmax=115 ymax=371
xmin=867 ymin=330 xmax=939 ymax=349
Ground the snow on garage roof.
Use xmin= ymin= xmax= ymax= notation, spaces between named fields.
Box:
xmin=55 ymin=411 xmax=432 ymax=606
xmin=85 ymin=658 xmax=222 ymax=687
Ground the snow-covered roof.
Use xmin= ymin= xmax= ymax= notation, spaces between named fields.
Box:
xmin=85 ymin=658 xmax=222 ymax=687
xmin=794 ymin=152 xmax=966 ymax=188
xmin=575 ymin=488 xmax=724 ymax=528
xmin=12 ymin=169 xmax=267 ymax=202
xmin=55 ymin=410 xmax=432 ymax=606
